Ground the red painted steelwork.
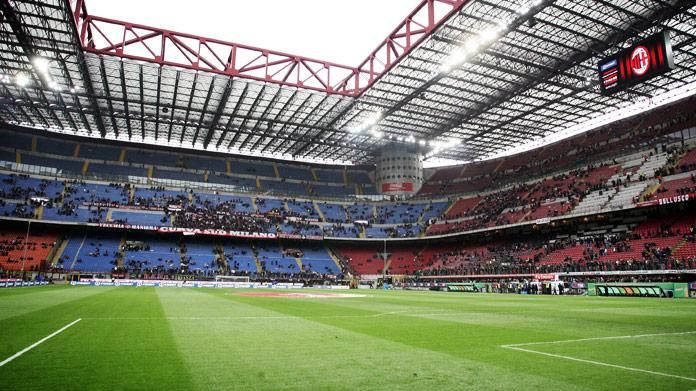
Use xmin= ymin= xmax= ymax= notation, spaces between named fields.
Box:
xmin=68 ymin=0 xmax=467 ymax=96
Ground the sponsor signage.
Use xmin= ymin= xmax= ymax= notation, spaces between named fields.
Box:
xmin=599 ymin=31 xmax=675 ymax=94
xmin=70 ymin=279 xmax=305 ymax=289
xmin=534 ymin=273 xmax=557 ymax=281
xmin=286 ymin=216 xmax=320 ymax=223
xmin=381 ymin=182 xmax=414 ymax=193
xmin=0 ymin=280 xmax=49 ymax=288
xmin=636 ymin=193 xmax=693 ymax=208
xmin=85 ymin=202 xmax=163 ymax=211
xmin=277 ymin=233 xmax=323 ymax=241
xmin=95 ymin=224 xmax=319 ymax=240
xmin=311 ymin=285 xmax=350 ymax=290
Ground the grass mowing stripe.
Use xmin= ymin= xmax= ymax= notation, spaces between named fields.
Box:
xmin=0 ymin=318 xmax=81 ymax=367
xmin=159 ymin=289 xmax=581 ymax=390
xmin=80 ymin=309 xmax=453 ymax=320
xmin=3 ymin=288 xmax=695 ymax=390
xmin=503 ymin=345 xmax=696 ymax=382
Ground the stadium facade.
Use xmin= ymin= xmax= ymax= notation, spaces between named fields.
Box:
xmin=0 ymin=0 xmax=695 ymax=295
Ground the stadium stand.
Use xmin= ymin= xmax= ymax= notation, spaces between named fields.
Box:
xmin=58 ymin=233 xmax=120 ymax=273
xmin=0 ymin=100 xmax=694 ymax=282
xmin=0 ymin=230 xmax=56 ymax=271
xmin=79 ymin=143 xmax=122 ymax=162
xmin=88 ymin=163 xmax=147 ymax=178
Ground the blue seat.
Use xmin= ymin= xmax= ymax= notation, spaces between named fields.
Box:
xmin=36 ymin=138 xmax=75 ymax=156
xmin=59 ymin=234 xmax=120 ymax=272
xmin=79 ymin=143 xmax=122 ymax=161
xmin=21 ymin=154 xmax=83 ymax=173
xmin=277 ymin=164 xmax=313 ymax=181
xmin=317 ymin=203 xmax=346 ymax=223
xmin=231 ymin=160 xmax=276 ymax=177
xmin=89 ymin=163 xmax=146 ymax=177
xmin=110 ymin=210 xmax=169 ymax=226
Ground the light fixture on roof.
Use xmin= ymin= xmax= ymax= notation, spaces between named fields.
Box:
xmin=465 ymin=39 xmax=480 ymax=54
xmin=479 ymin=27 xmax=500 ymax=44
xmin=15 ymin=72 xmax=30 ymax=87
xmin=32 ymin=57 xmax=50 ymax=74
xmin=440 ymin=49 xmax=469 ymax=73
xmin=363 ymin=111 xmax=382 ymax=127
xmin=48 ymin=80 xmax=62 ymax=91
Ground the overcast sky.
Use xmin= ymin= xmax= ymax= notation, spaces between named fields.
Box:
xmin=87 ymin=0 xmax=420 ymax=66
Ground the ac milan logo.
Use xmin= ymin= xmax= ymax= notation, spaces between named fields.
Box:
xmin=630 ymin=46 xmax=650 ymax=76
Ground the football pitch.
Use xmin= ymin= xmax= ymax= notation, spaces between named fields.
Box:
xmin=1 ymin=286 xmax=695 ymax=390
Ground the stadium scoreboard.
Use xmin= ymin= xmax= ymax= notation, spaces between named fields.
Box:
xmin=598 ymin=31 xmax=675 ymax=95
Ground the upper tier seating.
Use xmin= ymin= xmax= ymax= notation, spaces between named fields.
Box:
xmin=311 ymin=184 xmax=356 ymax=197
xmin=64 ymin=183 xmax=130 ymax=204
xmin=443 ymin=197 xmax=481 ymax=219
xmin=316 ymin=203 xmax=346 ymax=223
xmin=110 ymin=210 xmax=170 ymax=226
xmin=261 ymin=180 xmax=308 ymax=195
xmin=79 ymin=143 xmax=122 ymax=161
xmin=88 ymin=163 xmax=146 ymax=177
xmin=277 ymin=164 xmax=313 ymax=181
xmin=1 ymin=130 xmax=33 ymax=150
xmin=42 ymin=206 xmax=104 ymax=223
xmin=231 ymin=159 xmax=275 ymax=177
xmin=21 ymin=154 xmax=84 ymax=173
xmin=255 ymin=198 xmax=284 ymax=214
xmin=315 ymin=168 xmax=344 ymax=183
xmin=153 ymin=169 xmax=203 ymax=183
xmin=124 ymin=150 xmax=179 ymax=167
xmin=36 ymin=138 xmax=75 ymax=156
xmin=182 ymin=156 xmax=227 ymax=173
xmin=347 ymin=170 xmax=371 ymax=184
xmin=286 ymin=200 xmax=319 ymax=219
xmin=376 ymin=203 xmax=426 ymax=224
xmin=207 ymin=174 xmax=257 ymax=189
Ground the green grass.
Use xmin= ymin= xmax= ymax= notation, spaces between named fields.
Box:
xmin=1 ymin=286 xmax=695 ymax=390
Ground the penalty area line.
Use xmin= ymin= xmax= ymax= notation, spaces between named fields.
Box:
xmin=0 ymin=318 xmax=82 ymax=368
xmin=501 ymin=330 xmax=696 ymax=348
xmin=502 ymin=345 xmax=696 ymax=382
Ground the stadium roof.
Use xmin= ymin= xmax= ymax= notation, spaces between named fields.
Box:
xmin=1 ymin=0 xmax=696 ymax=165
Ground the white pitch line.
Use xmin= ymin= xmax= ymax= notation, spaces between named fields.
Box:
xmin=81 ymin=310 xmax=454 ymax=321
xmin=502 ymin=330 xmax=696 ymax=348
xmin=503 ymin=345 xmax=696 ymax=382
xmin=0 ymin=318 xmax=81 ymax=368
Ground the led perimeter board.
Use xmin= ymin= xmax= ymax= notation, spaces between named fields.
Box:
xmin=598 ymin=31 xmax=675 ymax=95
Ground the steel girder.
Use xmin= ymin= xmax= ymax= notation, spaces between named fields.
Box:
xmin=1 ymin=0 xmax=696 ymax=165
